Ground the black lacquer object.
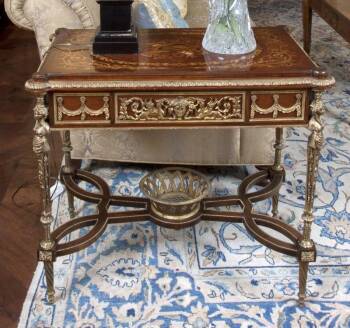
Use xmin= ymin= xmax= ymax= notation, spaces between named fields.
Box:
xmin=93 ymin=0 xmax=138 ymax=54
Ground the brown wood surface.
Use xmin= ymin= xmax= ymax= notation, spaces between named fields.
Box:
xmin=304 ymin=0 xmax=350 ymax=52
xmin=31 ymin=27 xmax=331 ymax=130
xmin=0 ymin=18 xmax=63 ymax=328
xmin=37 ymin=27 xmax=318 ymax=81
xmin=48 ymin=89 xmax=310 ymax=129
xmin=0 ymin=2 xmax=5 ymax=22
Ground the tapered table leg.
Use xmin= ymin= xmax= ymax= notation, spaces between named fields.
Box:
xmin=62 ymin=130 xmax=75 ymax=218
xmin=298 ymin=91 xmax=324 ymax=305
xmin=33 ymin=95 xmax=56 ymax=304
xmin=303 ymin=0 xmax=313 ymax=53
xmin=271 ymin=128 xmax=284 ymax=218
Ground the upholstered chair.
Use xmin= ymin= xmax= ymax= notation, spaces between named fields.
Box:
xmin=5 ymin=0 xmax=275 ymax=165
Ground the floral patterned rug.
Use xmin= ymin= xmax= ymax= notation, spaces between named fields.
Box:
xmin=18 ymin=0 xmax=350 ymax=327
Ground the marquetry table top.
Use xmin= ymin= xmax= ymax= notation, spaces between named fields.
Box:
xmin=27 ymin=27 xmax=334 ymax=92
xmin=26 ymin=27 xmax=335 ymax=130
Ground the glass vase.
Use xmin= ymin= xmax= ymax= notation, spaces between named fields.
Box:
xmin=202 ymin=0 xmax=257 ymax=55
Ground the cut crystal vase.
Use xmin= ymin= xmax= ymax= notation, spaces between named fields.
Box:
xmin=202 ymin=0 xmax=257 ymax=55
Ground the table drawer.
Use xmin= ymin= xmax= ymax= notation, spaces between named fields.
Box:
xmin=115 ymin=92 xmax=246 ymax=123
xmin=249 ymin=90 xmax=307 ymax=122
xmin=53 ymin=93 xmax=111 ymax=125
xmin=51 ymin=90 xmax=309 ymax=128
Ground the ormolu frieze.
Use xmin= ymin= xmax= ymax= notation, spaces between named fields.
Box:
xmin=54 ymin=93 xmax=111 ymax=124
xmin=116 ymin=93 xmax=244 ymax=122
xmin=250 ymin=91 xmax=306 ymax=121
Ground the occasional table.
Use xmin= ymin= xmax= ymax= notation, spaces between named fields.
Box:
xmin=26 ymin=27 xmax=335 ymax=305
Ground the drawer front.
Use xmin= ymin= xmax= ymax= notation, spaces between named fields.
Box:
xmin=249 ymin=91 xmax=307 ymax=122
xmin=115 ymin=92 xmax=246 ymax=123
xmin=53 ymin=93 xmax=111 ymax=125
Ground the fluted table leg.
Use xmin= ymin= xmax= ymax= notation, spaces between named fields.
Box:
xmin=298 ymin=91 xmax=324 ymax=305
xmin=271 ymin=127 xmax=284 ymax=218
xmin=33 ymin=95 xmax=56 ymax=304
xmin=62 ymin=130 xmax=75 ymax=218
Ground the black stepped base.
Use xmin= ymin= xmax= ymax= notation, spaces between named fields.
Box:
xmin=93 ymin=31 xmax=138 ymax=54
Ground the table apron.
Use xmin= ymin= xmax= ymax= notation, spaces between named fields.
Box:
xmin=48 ymin=89 xmax=311 ymax=129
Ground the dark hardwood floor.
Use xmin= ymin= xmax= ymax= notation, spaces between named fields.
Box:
xmin=0 ymin=16 xmax=62 ymax=328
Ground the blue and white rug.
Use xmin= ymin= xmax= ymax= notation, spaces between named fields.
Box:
xmin=18 ymin=0 xmax=350 ymax=327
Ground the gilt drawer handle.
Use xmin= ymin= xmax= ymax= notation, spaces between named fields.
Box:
xmin=251 ymin=93 xmax=302 ymax=119
xmin=57 ymin=96 xmax=110 ymax=121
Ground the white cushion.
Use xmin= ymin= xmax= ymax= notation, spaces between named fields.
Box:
xmin=71 ymin=128 xmax=274 ymax=165
xmin=133 ymin=0 xmax=188 ymax=28
xmin=173 ymin=0 xmax=187 ymax=17
xmin=25 ymin=0 xmax=83 ymax=57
